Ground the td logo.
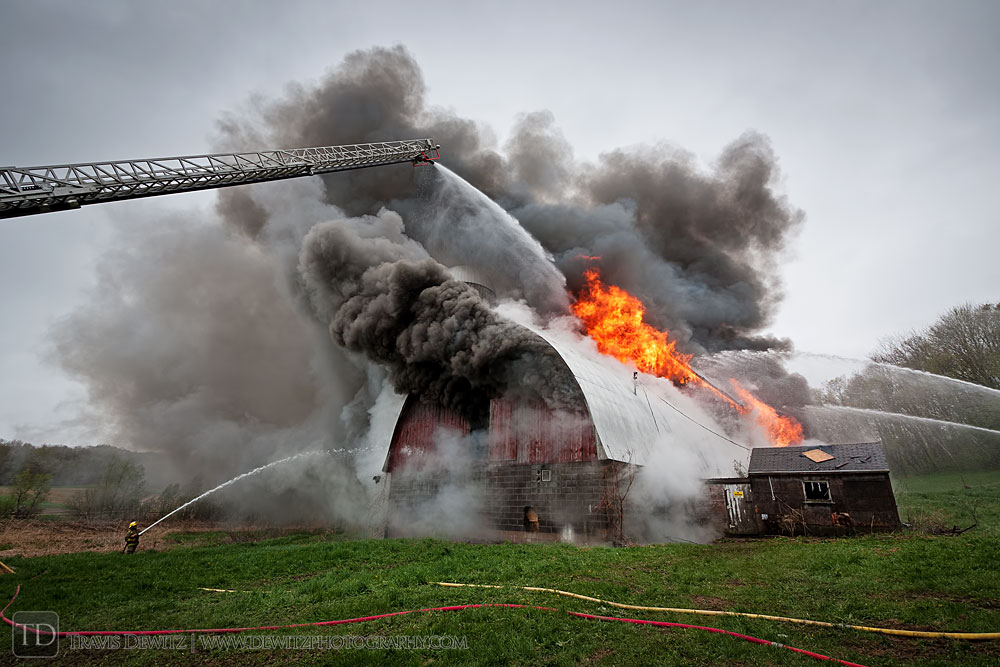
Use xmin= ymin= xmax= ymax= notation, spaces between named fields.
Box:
xmin=11 ymin=611 xmax=59 ymax=658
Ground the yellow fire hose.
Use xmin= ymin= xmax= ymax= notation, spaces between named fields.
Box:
xmin=435 ymin=582 xmax=1000 ymax=640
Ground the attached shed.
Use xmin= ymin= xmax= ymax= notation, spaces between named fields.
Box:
xmin=748 ymin=442 xmax=900 ymax=535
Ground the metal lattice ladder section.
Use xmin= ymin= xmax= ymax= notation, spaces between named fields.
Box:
xmin=0 ymin=139 xmax=440 ymax=219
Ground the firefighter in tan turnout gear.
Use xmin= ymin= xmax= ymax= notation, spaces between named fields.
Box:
xmin=123 ymin=521 xmax=140 ymax=554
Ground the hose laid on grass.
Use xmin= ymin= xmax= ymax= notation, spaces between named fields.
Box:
xmin=1 ymin=585 xmax=865 ymax=665
xmin=566 ymin=610 xmax=867 ymax=666
xmin=435 ymin=582 xmax=1000 ymax=640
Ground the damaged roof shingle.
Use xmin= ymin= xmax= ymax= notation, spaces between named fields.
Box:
xmin=749 ymin=442 xmax=889 ymax=474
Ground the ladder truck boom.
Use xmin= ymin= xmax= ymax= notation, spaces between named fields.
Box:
xmin=0 ymin=139 xmax=440 ymax=219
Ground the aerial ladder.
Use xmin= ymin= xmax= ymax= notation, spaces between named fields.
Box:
xmin=0 ymin=139 xmax=440 ymax=219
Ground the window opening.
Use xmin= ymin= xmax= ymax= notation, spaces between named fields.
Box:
xmin=803 ymin=480 xmax=831 ymax=502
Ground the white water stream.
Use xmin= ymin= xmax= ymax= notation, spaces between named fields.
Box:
xmin=140 ymin=451 xmax=327 ymax=535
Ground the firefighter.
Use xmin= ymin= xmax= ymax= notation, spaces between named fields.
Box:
xmin=123 ymin=521 xmax=140 ymax=554
xmin=524 ymin=506 xmax=540 ymax=532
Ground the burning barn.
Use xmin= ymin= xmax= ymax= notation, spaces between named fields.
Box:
xmin=291 ymin=176 xmax=811 ymax=545
xmin=379 ymin=268 xmax=749 ymax=542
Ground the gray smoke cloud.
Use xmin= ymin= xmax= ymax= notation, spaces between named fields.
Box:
xmin=218 ymin=45 xmax=802 ymax=353
xmin=48 ymin=213 xmax=374 ymax=525
xmin=511 ymin=131 xmax=802 ymax=353
xmin=49 ymin=45 xmax=804 ymax=529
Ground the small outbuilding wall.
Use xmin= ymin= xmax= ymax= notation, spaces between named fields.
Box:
xmin=748 ymin=442 xmax=901 ymax=536
xmin=699 ymin=477 xmax=761 ymax=536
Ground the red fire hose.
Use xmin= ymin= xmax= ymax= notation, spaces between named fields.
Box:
xmin=2 ymin=585 xmax=866 ymax=665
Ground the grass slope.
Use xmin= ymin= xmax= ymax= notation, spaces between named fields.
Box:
xmin=0 ymin=473 xmax=996 ymax=666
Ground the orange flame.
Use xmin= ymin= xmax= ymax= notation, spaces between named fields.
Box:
xmin=572 ymin=269 xmax=700 ymax=384
xmin=729 ymin=379 xmax=804 ymax=447
xmin=571 ymin=268 xmax=803 ymax=446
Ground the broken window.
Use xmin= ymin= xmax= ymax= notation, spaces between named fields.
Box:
xmin=803 ymin=480 xmax=831 ymax=502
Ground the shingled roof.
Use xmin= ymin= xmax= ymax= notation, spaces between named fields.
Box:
xmin=749 ymin=442 xmax=889 ymax=474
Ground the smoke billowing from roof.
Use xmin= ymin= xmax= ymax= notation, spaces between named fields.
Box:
xmin=298 ymin=210 xmax=583 ymax=413
xmin=515 ymin=131 xmax=802 ymax=353
xmin=219 ymin=45 xmax=803 ymax=353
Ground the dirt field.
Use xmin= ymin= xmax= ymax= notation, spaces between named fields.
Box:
xmin=0 ymin=519 xmax=309 ymax=557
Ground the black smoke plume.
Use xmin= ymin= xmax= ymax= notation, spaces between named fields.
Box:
xmin=298 ymin=211 xmax=583 ymax=416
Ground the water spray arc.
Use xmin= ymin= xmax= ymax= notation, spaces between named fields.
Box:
xmin=775 ymin=350 xmax=1000 ymax=400
xmin=139 ymin=451 xmax=328 ymax=535
xmin=815 ymin=405 xmax=1000 ymax=438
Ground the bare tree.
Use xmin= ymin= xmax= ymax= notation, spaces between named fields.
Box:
xmin=10 ymin=468 xmax=52 ymax=519
xmin=598 ymin=460 xmax=637 ymax=546
xmin=873 ymin=303 xmax=1000 ymax=390
xmin=69 ymin=457 xmax=146 ymax=520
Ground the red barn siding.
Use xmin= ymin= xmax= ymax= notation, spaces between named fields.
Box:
xmin=387 ymin=397 xmax=470 ymax=472
xmin=488 ymin=398 xmax=597 ymax=464
xmin=488 ymin=399 xmax=517 ymax=461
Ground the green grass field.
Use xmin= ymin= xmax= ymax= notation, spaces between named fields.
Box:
xmin=893 ymin=470 xmax=1000 ymax=534
xmin=0 ymin=472 xmax=997 ymax=666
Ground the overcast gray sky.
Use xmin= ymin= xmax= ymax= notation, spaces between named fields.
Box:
xmin=1 ymin=0 xmax=998 ymax=444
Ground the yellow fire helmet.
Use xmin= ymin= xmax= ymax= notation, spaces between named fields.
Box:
xmin=129 ymin=521 xmax=137 ymax=529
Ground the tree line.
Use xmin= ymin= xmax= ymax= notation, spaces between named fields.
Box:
xmin=0 ymin=440 xmax=221 ymax=522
